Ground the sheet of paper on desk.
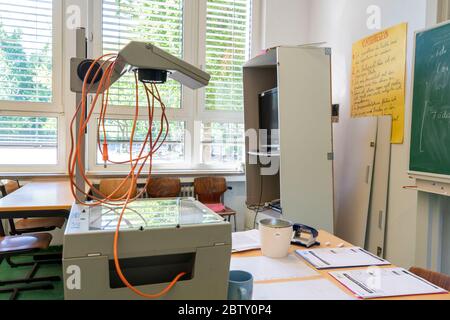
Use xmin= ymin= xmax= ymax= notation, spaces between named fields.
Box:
xmin=329 ymin=268 xmax=448 ymax=299
xmin=296 ymin=247 xmax=391 ymax=269
xmin=232 ymin=229 xmax=261 ymax=252
xmin=230 ymin=254 xmax=318 ymax=281
xmin=253 ymin=279 xmax=355 ymax=300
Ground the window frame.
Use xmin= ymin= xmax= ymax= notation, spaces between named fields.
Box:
xmin=0 ymin=0 xmax=65 ymax=173
xmin=0 ymin=0 xmax=63 ymax=113
xmin=196 ymin=0 xmax=249 ymax=123
xmin=91 ymin=0 xmax=193 ymax=119
xmin=0 ymin=110 xmax=66 ymax=173
xmin=86 ymin=0 xmax=252 ymax=174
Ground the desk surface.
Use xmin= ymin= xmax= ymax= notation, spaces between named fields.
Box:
xmin=0 ymin=180 xmax=74 ymax=212
xmin=232 ymin=230 xmax=450 ymax=300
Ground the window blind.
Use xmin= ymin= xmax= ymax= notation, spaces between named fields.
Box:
xmin=0 ymin=116 xmax=57 ymax=165
xmin=0 ymin=0 xmax=53 ymax=103
xmin=201 ymin=122 xmax=244 ymax=165
xmin=102 ymin=0 xmax=183 ymax=109
xmin=98 ymin=119 xmax=185 ymax=164
xmin=205 ymin=0 xmax=250 ymax=111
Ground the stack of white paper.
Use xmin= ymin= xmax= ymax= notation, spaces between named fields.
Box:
xmin=230 ymin=254 xmax=318 ymax=281
xmin=253 ymin=279 xmax=355 ymax=300
xmin=232 ymin=229 xmax=261 ymax=252
xmin=329 ymin=268 xmax=448 ymax=299
xmin=296 ymin=247 xmax=391 ymax=269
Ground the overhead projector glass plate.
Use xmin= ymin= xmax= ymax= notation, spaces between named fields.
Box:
xmin=88 ymin=198 xmax=222 ymax=231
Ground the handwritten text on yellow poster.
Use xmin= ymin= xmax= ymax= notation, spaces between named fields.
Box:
xmin=351 ymin=23 xmax=407 ymax=144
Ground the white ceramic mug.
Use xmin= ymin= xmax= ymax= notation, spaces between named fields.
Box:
xmin=259 ymin=219 xmax=294 ymax=258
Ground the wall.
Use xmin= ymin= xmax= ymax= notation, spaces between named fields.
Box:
xmin=260 ymin=0 xmax=436 ymax=268
xmin=308 ymin=0 xmax=433 ymax=268
xmin=224 ymin=181 xmax=247 ymax=230
xmin=260 ymin=0 xmax=311 ymax=49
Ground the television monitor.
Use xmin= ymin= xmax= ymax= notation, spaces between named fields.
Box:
xmin=258 ymin=87 xmax=279 ymax=149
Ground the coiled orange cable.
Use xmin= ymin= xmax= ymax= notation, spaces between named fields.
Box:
xmin=68 ymin=54 xmax=186 ymax=298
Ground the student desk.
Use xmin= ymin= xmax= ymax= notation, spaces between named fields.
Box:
xmin=0 ymin=181 xmax=73 ymax=236
xmin=232 ymin=231 xmax=450 ymax=300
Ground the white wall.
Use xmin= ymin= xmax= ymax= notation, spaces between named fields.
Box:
xmin=310 ymin=0 xmax=434 ymax=268
xmin=260 ymin=0 xmax=311 ymax=49
xmin=224 ymin=181 xmax=247 ymax=231
xmin=259 ymin=0 xmax=435 ymax=268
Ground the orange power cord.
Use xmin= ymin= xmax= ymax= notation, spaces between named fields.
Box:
xmin=68 ymin=55 xmax=186 ymax=299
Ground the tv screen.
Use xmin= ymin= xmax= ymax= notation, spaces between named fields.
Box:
xmin=259 ymin=88 xmax=279 ymax=147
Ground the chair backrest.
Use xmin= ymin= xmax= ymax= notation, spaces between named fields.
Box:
xmin=0 ymin=180 xmax=20 ymax=197
xmin=147 ymin=178 xmax=181 ymax=198
xmin=409 ymin=267 xmax=450 ymax=291
xmin=98 ymin=178 xmax=137 ymax=200
xmin=194 ymin=177 xmax=227 ymax=204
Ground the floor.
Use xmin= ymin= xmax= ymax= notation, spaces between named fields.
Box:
xmin=0 ymin=246 xmax=64 ymax=300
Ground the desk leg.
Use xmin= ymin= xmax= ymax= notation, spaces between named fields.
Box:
xmin=0 ymin=220 xmax=5 ymax=237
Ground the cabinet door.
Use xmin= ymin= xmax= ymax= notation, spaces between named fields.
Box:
xmin=335 ymin=117 xmax=377 ymax=247
xmin=365 ymin=116 xmax=392 ymax=257
xmin=277 ymin=47 xmax=334 ymax=232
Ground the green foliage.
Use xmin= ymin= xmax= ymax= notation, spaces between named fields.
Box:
xmin=0 ymin=116 xmax=57 ymax=144
xmin=105 ymin=0 xmax=183 ymax=109
xmin=0 ymin=24 xmax=52 ymax=103
xmin=0 ymin=21 xmax=54 ymax=145
xmin=101 ymin=119 xmax=184 ymax=142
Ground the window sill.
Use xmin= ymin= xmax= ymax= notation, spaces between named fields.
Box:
xmin=86 ymin=170 xmax=246 ymax=182
xmin=0 ymin=170 xmax=246 ymax=182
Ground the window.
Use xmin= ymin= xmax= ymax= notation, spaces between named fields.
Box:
xmin=0 ymin=116 xmax=57 ymax=165
xmin=89 ymin=0 xmax=253 ymax=173
xmin=0 ymin=1 xmax=254 ymax=173
xmin=97 ymin=119 xmax=185 ymax=165
xmin=0 ymin=0 xmax=62 ymax=171
xmin=201 ymin=122 xmax=244 ymax=166
xmin=102 ymin=0 xmax=183 ymax=109
xmin=0 ymin=0 xmax=53 ymax=103
xmin=205 ymin=0 xmax=251 ymax=111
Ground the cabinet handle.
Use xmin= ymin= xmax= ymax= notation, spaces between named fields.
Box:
xmin=378 ymin=210 xmax=383 ymax=229
xmin=365 ymin=165 xmax=371 ymax=184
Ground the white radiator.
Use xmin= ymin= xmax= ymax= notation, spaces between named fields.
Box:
xmin=180 ymin=185 xmax=195 ymax=198
xmin=136 ymin=187 xmax=147 ymax=199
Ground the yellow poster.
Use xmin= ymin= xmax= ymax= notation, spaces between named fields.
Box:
xmin=351 ymin=23 xmax=407 ymax=144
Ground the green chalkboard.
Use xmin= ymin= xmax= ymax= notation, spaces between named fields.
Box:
xmin=410 ymin=22 xmax=450 ymax=176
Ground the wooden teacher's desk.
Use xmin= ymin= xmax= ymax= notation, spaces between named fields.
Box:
xmin=1 ymin=182 xmax=449 ymax=300
xmin=232 ymin=231 xmax=450 ymax=301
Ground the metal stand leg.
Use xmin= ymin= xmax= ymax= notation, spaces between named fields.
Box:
xmin=0 ymin=220 xmax=5 ymax=237
xmin=0 ymin=283 xmax=54 ymax=300
xmin=6 ymin=255 xmax=61 ymax=268
xmin=0 ymin=263 xmax=60 ymax=286
xmin=33 ymin=252 xmax=62 ymax=262
xmin=0 ymin=255 xmax=60 ymax=300
xmin=6 ymin=256 xmax=33 ymax=268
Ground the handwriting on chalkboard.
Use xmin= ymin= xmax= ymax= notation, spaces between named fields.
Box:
xmin=410 ymin=22 xmax=450 ymax=176
xmin=351 ymin=23 xmax=407 ymax=144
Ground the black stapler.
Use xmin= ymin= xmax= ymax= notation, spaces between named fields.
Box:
xmin=292 ymin=224 xmax=320 ymax=248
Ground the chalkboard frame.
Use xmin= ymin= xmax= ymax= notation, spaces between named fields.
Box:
xmin=408 ymin=20 xmax=450 ymax=183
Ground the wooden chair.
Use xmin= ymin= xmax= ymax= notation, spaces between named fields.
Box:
xmin=0 ymin=180 xmax=66 ymax=236
xmin=147 ymin=178 xmax=181 ymax=198
xmin=0 ymin=232 xmax=61 ymax=300
xmin=194 ymin=177 xmax=237 ymax=231
xmin=98 ymin=178 xmax=138 ymax=200
xmin=409 ymin=267 xmax=450 ymax=291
